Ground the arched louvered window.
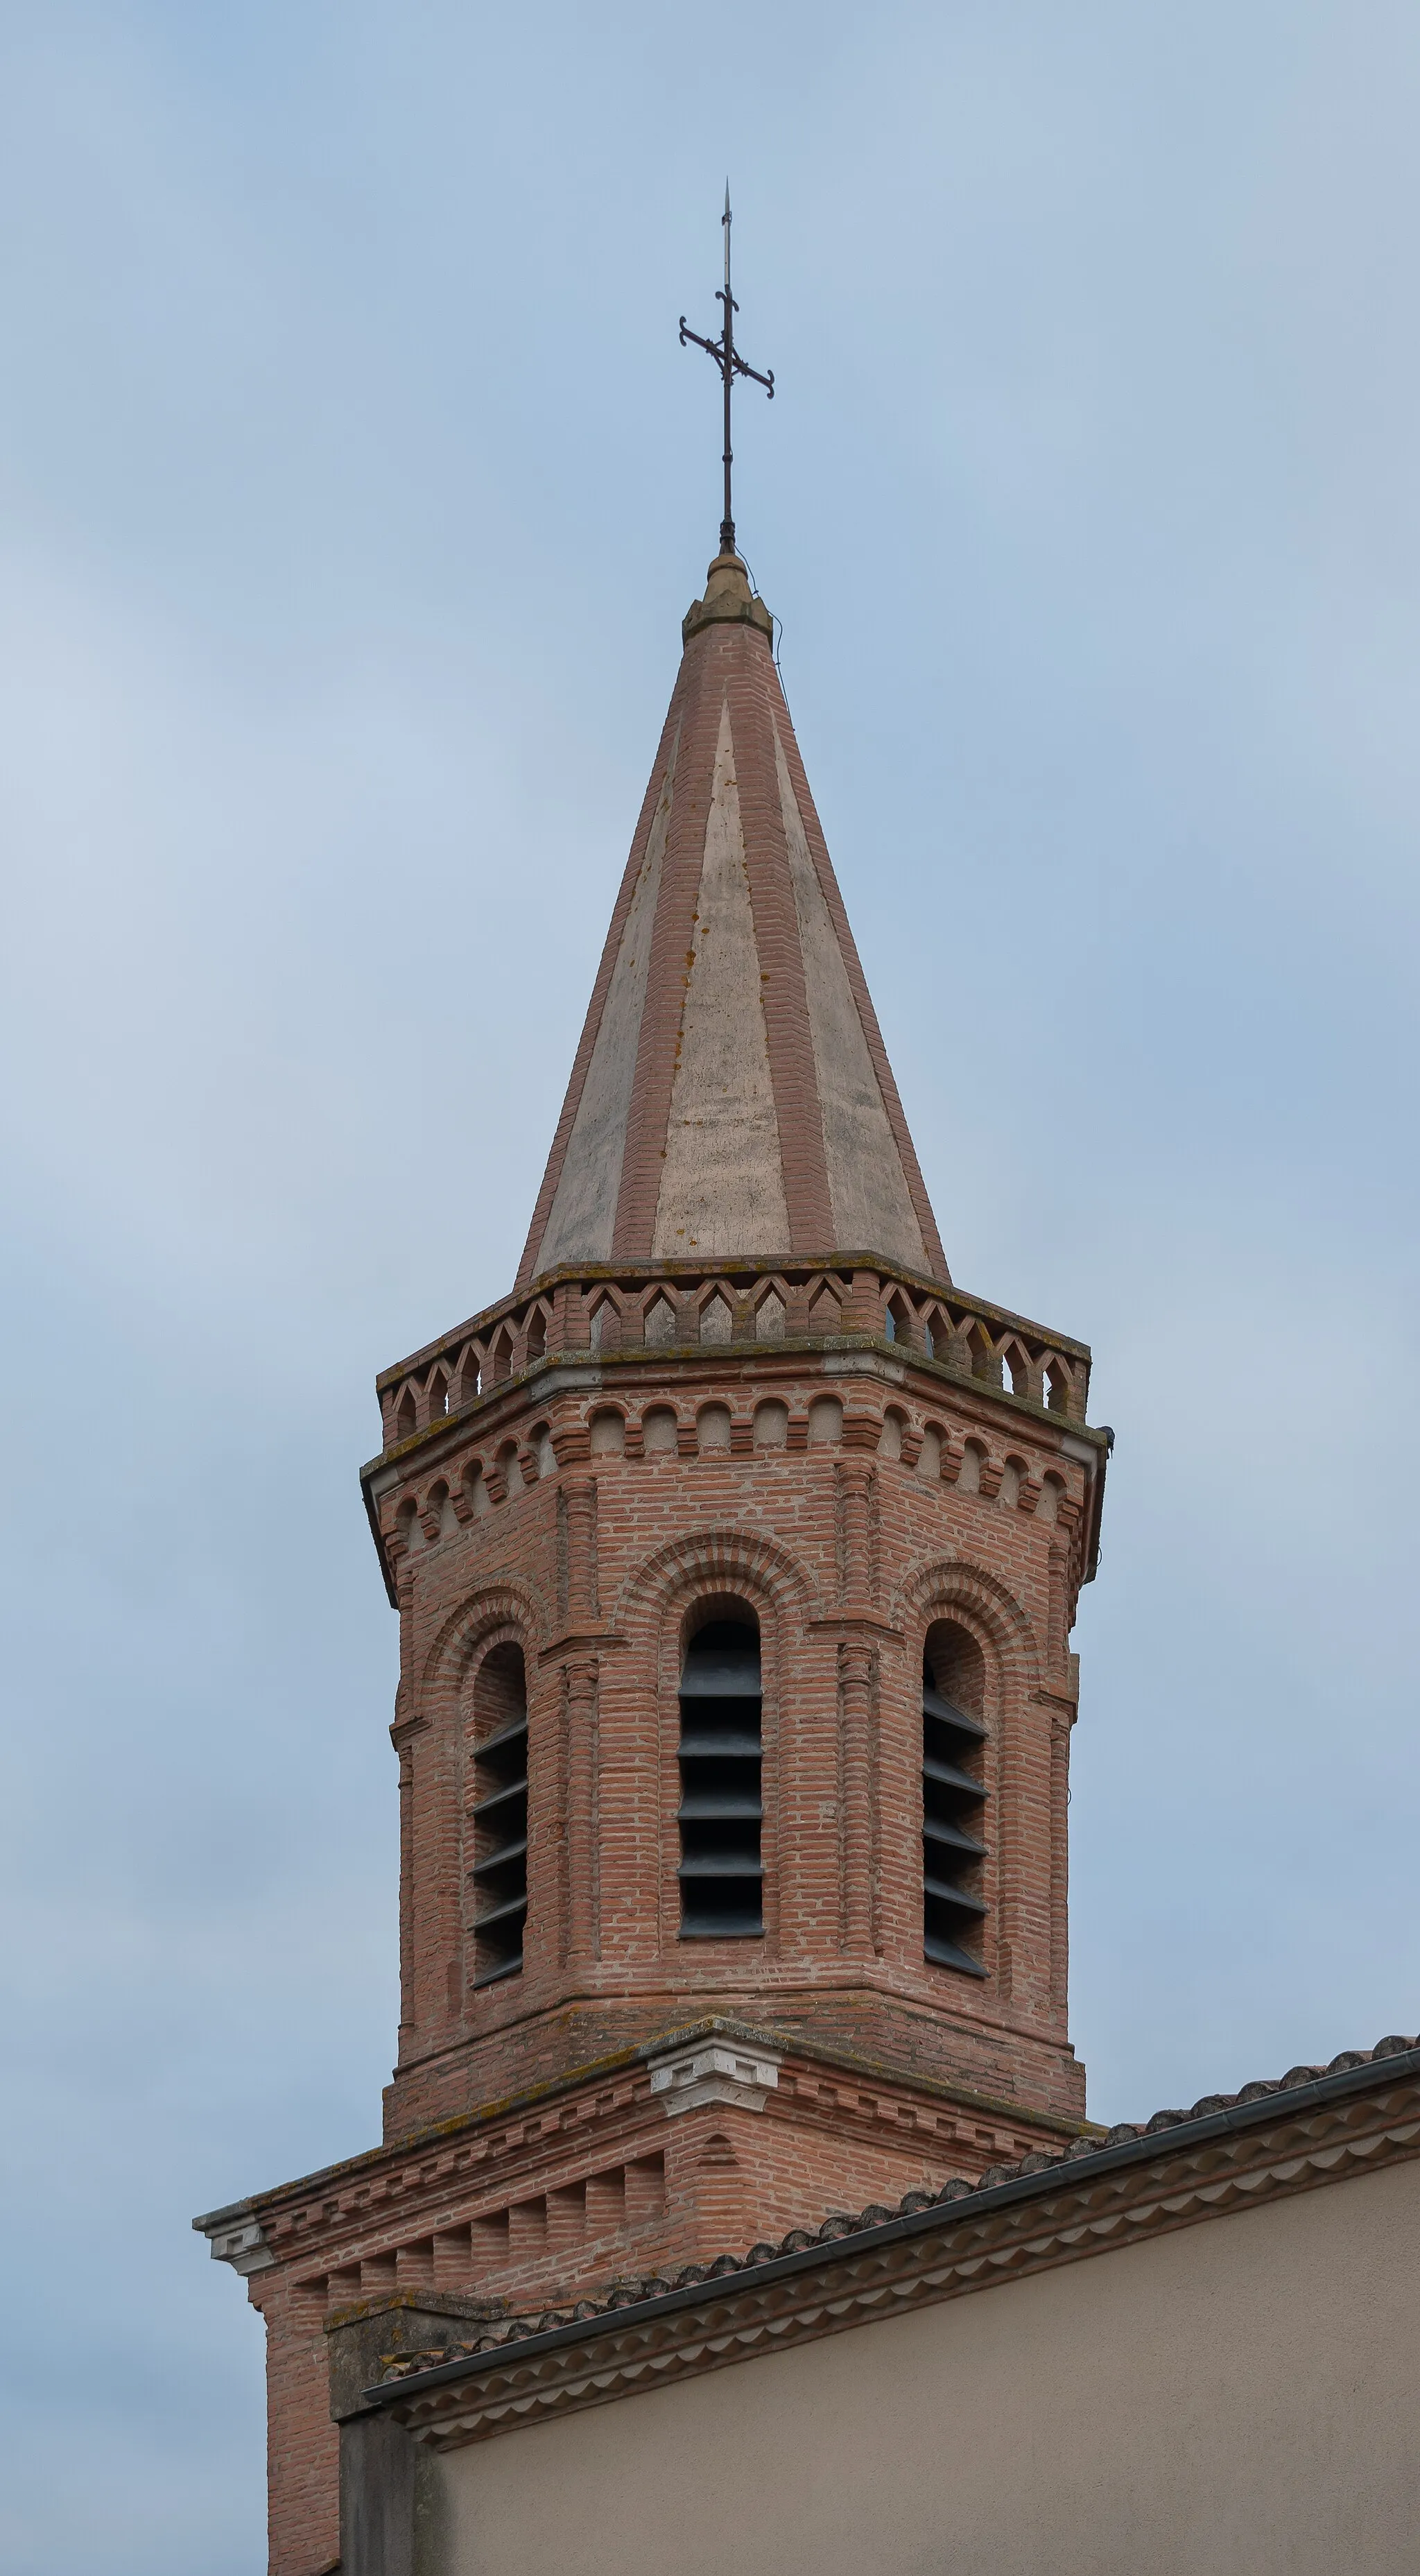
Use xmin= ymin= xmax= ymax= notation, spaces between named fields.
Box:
xmin=677 ymin=1613 xmax=763 ymax=1939
xmin=470 ymin=1644 xmax=528 ymax=1986
xmin=922 ymin=1626 xmax=988 ymax=1977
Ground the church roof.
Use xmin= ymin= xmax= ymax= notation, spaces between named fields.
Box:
xmin=373 ymin=2027 xmax=1420 ymax=2395
xmin=517 ymin=553 xmax=948 ymax=1290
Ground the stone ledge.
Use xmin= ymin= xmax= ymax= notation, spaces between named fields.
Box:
xmin=648 ymin=2036 xmax=781 ymax=2115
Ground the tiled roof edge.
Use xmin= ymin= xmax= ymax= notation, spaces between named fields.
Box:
xmin=370 ymin=2033 xmax=1420 ymax=2400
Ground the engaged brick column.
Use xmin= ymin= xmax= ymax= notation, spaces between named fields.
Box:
xmin=564 ymin=1476 xmax=598 ymax=1620
xmin=836 ymin=1455 xmax=875 ymax=1608
xmin=564 ymin=1654 xmax=599 ymax=1963
xmin=838 ymin=1639 xmax=876 ymax=1956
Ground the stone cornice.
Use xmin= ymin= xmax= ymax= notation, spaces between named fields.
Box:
xmin=376 ymin=2051 xmax=1420 ymax=2450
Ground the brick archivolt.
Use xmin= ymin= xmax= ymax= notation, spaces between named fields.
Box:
xmin=417 ymin=1579 xmax=546 ymax=1712
xmin=610 ymin=1522 xmax=817 ymax=1642
xmin=892 ymin=1556 xmax=1045 ymax=1696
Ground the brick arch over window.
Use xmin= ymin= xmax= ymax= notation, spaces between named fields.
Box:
xmin=616 ymin=1529 xmax=813 ymax=1766
xmin=611 ymin=1525 xmax=817 ymax=1642
xmin=890 ymin=1556 xmax=1043 ymax=1692
xmin=419 ymin=1579 xmax=547 ymax=1710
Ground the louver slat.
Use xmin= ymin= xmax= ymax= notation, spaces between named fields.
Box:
xmin=924 ymin=1928 xmax=983 ymax=1974
xmin=922 ymin=1685 xmax=987 ymax=1737
xmin=473 ymin=1889 xmax=529 ymax=1932
xmin=471 ymin=1838 xmax=529 ymax=1878
xmin=922 ymin=1816 xmax=987 ymax=1862
xmin=922 ymin=1752 xmax=988 ymax=1801
xmin=921 ymin=1873 xmax=987 ymax=1914
xmin=471 ymin=1778 xmax=527 ymax=1824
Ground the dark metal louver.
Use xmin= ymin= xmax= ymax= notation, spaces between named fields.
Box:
xmin=471 ymin=1703 xmax=528 ymax=1986
xmin=678 ymin=1619 xmax=763 ymax=1938
xmin=922 ymin=1672 xmax=987 ymax=1976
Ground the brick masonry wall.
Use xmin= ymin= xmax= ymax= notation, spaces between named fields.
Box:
xmin=244 ymin=2027 xmax=1077 ymax=2575
xmin=248 ymin=2274 xmax=340 ymax=2576
xmin=250 ymin=1332 xmax=1100 ymax=2572
xmin=381 ymin=1343 xmax=1089 ymax=2136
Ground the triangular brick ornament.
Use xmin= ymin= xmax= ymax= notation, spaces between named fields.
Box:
xmin=518 ymin=553 xmax=948 ymax=1287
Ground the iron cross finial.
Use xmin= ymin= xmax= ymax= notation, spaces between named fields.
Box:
xmin=679 ymin=187 xmax=774 ymax=560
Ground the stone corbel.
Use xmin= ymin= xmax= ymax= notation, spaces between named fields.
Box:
xmin=196 ymin=2211 xmax=275 ymax=2275
xmin=648 ymin=2038 xmax=781 ymax=2116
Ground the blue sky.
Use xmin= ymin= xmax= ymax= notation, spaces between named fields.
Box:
xmin=1 ymin=6 xmax=1417 ymax=2568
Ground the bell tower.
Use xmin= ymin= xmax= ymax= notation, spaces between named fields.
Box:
xmin=197 ymin=546 xmax=1108 ymax=2576
xmin=371 ymin=538 xmax=1105 ymax=2140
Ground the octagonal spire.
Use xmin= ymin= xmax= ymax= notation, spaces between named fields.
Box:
xmin=517 ymin=553 xmax=948 ymax=1289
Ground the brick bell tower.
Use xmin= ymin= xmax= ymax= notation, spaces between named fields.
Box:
xmin=196 ymin=545 xmax=1109 ymax=2575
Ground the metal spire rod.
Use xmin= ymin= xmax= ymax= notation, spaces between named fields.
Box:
xmin=679 ymin=184 xmax=774 ymax=558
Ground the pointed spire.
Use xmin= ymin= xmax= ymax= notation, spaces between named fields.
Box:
xmin=517 ymin=556 xmax=947 ymax=1289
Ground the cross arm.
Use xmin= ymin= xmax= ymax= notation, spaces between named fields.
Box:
xmin=679 ymin=318 xmax=725 ymax=366
xmin=731 ymin=353 xmax=775 ymax=398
